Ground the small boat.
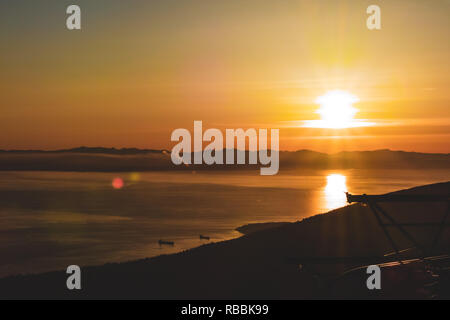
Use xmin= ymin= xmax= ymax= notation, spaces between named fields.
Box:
xmin=158 ymin=240 xmax=174 ymax=246
xmin=199 ymin=235 xmax=210 ymax=240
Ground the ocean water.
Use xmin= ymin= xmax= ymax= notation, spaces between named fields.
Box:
xmin=0 ymin=169 xmax=448 ymax=278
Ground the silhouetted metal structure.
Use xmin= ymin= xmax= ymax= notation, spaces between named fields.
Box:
xmin=288 ymin=192 xmax=450 ymax=266
xmin=346 ymin=192 xmax=450 ymax=262
xmin=287 ymin=192 xmax=450 ymax=298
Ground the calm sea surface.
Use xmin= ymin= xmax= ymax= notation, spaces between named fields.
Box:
xmin=0 ymin=169 xmax=448 ymax=277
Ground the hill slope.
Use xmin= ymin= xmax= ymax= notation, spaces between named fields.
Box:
xmin=0 ymin=182 xmax=448 ymax=299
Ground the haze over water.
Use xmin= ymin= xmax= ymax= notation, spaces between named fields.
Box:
xmin=0 ymin=169 xmax=448 ymax=278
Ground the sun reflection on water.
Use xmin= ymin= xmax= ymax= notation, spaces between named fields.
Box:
xmin=324 ymin=174 xmax=348 ymax=211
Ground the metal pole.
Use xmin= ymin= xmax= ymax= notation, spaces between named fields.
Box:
xmin=367 ymin=200 xmax=403 ymax=263
xmin=372 ymin=202 xmax=426 ymax=255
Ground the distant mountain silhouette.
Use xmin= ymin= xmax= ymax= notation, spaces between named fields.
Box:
xmin=0 ymin=146 xmax=166 ymax=155
xmin=0 ymin=147 xmax=448 ymax=171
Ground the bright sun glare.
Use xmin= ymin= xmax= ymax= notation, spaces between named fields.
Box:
xmin=316 ymin=91 xmax=359 ymax=128
xmin=303 ymin=90 xmax=374 ymax=129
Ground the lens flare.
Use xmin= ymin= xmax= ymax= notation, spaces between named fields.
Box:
xmin=112 ymin=177 xmax=124 ymax=189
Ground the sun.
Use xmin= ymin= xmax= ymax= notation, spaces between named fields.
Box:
xmin=315 ymin=91 xmax=359 ymax=129
xmin=303 ymin=90 xmax=374 ymax=129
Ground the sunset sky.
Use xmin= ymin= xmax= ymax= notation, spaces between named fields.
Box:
xmin=1 ymin=0 xmax=449 ymax=153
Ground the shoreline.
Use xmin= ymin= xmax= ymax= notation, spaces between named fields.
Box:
xmin=0 ymin=222 xmax=279 ymax=280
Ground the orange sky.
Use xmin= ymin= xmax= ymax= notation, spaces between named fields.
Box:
xmin=0 ymin=0 xmax=449 ymax=153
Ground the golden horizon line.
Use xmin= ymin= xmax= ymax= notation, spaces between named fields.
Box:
xmin=0 ymin=146 xmax=449 ymax=155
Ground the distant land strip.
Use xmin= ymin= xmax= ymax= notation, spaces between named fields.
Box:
xmin=0 ymin=147 xmax=448 ymax=171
